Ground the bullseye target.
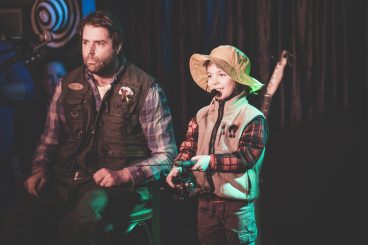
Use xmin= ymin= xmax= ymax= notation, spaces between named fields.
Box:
xmin=31 ymin=0 xmax=81 ymax=48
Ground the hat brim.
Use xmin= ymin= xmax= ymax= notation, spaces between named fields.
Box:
xmin=189 ymin=53 xmax=264 ymax=93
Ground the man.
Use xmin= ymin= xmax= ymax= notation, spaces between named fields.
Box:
xmin=42 ymin=60 xmax=67 ymax=99
xmin=10 ymin=60 xmax=68 ymax=186
xmin=0 ymin=41 xmax=34 ymax=217
xmin=3 ymin=11 xmax=177 ymax=245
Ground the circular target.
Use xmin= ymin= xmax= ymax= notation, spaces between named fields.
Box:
xmin=31 ymin=0 xmax=80 ymax=48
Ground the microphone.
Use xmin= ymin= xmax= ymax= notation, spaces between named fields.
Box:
xmin=210 ymin=89 xmax=221 ymax=97
xmin=6 ymin=32 xmax=53 ymax=43
xmin=37 ymin=32 xmax=53 ymax=42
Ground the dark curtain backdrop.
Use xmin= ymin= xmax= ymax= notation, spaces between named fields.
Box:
xmin=92 ymin=0 xmax=367 ymax=142
xmin=41 ymin=0 xmax=366 ymax=244
xmin=4 ymin=0 xmax=366 ymax=244
xmin=88 ymin=1 xmax=366 ymax=245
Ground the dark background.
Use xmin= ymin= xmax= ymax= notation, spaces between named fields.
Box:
xmin=1 ymin=0 xmax=367 ymax=244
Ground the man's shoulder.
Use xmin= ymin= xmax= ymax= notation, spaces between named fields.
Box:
xmin=126 ymin=62 xmax=156 ymax=82
xmin=62 ymin=66 xmax=85 ymax=84
xmin=242 ymin=102 xmax=264 ymax=118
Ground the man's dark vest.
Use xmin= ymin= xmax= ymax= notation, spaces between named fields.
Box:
xmin=55 ymin=62 xmax=153 ymax=175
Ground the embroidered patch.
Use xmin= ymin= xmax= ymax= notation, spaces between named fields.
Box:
xmin=119 ymin=86 xmax=134 ymax=102
xmin=228 ymin=124 xmax=239 ymax=138
xmin=68 ymin=83 xmax=84 ymax=90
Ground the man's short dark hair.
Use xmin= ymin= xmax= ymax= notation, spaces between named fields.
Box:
xmin=78 ymin=10 xmax=124 ymax=49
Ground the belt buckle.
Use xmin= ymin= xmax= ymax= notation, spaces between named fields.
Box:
xmin=73 ymin=171 xmax=82 ymax=181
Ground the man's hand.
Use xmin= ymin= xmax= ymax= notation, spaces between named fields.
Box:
xmin=191 ymin=155 xmax=211 ymax=172
xmin=166 ymin=167 xmax=182 ymax=188
xmin=24 ymin=168 xmax=48 ymax=197
xmin=93 ymin=168 xmax=132 ymax=187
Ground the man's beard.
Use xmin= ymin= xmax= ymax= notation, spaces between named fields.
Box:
xmin=84 ymin=53 xmax=117 ymax=76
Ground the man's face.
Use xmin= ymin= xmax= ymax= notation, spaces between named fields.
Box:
xmin=82 ymin=24 xmax=118 ymax=75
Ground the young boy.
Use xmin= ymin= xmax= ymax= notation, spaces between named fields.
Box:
xmin=167 ymin=45 xmax=268 ymax=245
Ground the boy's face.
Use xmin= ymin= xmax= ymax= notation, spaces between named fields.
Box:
xmin=207 ymin=62 xmax=236 ymax=100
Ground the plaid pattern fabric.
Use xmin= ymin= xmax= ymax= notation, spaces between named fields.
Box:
xmin=174 ymin=117 xmax=199 ymax=162
xmin=32 ymin=68 xmax=177 ymax=186
xmin=174 ymin=115 xmax=267 ymax=172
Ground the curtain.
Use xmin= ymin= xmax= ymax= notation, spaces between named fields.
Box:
xmin=95 ymin=0 xmax=367 ymax=143
xmin=54 ymin=1 xmax=367 ymax=244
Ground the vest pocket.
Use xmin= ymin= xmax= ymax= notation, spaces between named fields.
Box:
xmin=64 ymin=96 xmax=85 ymax=135
xmin=65 ymin=96 xmax=84 ymax=120
xmin=100 ymin=144 xmax=125 ymax=158
xmin=65 ymin=104 xmax=84 ymax=136
xmin=105 ymin=114 xmax=124 ymax=124
xmin=103 ymin=131 xmax=123 ymax=144
xmin=67 ymin=104 xmax=83 ymax=118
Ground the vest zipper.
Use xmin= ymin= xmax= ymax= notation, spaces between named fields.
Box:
xmin=88 ymin=63 xmax=128 ymax=172
xmin=88 ymin=84 xmax=114 ymax=172
xmin=68 ymin=92 xmax=88 ymax=171
xmin=209 ymin=100 xmax=225 ymax=153
xmin=207 ymin=100 xmax=225 ymax=193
